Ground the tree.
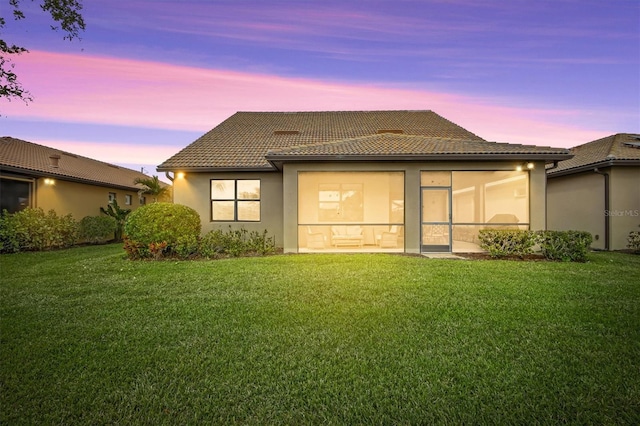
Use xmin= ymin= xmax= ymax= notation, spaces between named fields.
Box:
xmin=1 ymin=0 xmax=85 ymax=102
xmin=134 ymin=176 xmax=170 ymax=203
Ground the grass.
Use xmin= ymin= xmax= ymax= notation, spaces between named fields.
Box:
xmin=1 ymin=245 xmax=639 ymax=424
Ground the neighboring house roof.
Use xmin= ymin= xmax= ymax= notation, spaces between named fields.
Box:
xmin=266 ymin=133 xmax=571 ymax=168
xmin=0 ymin=137 xmax=153 ymax=191
xmin=547 ymin=133 xmax=640 ymax=177
xmin=157 ymin=110 xmax=489 ymax=171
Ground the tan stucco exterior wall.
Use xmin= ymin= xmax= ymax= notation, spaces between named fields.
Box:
xmin=282 ymin=161 xmax=547 ymax=253
xmin=547 ymin=171 xmax=606 ymax=249
xmin=171 ymin=171 xmax=284 ymax=246
xmin=35 ymin=178 xmax=145 ymax=219
xmin=609 ymin=167 xmax=640 ymax=250
xmin=169 ymin=161 xmax=548 ymax=253
xmin=547 ymin=166 xmax=640 ymax=250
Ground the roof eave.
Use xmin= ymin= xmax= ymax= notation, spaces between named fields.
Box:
xmin=547 ymin=158 xmax=640 ymax=178
xmin=1 ymin=165 xmax=143 ymax=191
xmin=156 ymin=165 xmax=277 ymax=173
xmin=265 ymin=153 xmax=573 ymax=163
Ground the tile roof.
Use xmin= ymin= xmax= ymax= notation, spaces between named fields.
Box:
xmin=0 ymin=137 xmax=155 ymax=190
xmin=266 ymin=133 xmax=571 ymax=162
xmin=548 ymin=133 xmax=640 ymax=176
xmin=157 ymin=110 xmax=487 ymax=171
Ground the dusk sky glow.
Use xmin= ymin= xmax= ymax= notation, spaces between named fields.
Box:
xmin=1 ymin=0 xmax=638 ymax=176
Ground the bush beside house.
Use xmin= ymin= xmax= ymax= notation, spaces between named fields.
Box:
xmin=0 ymin=208 xmax=78 ymax=253
xmin=123 ymin=203 xmax=201 ymax=259
xmin=537 ymin=230 xmax=593 ymax=262
xmin=478 ymin=229 xmax=593 ymax=262
xmin=199 ymin=227 xmax=276 ymax=258
xmin=477 ymin=230 xmax=537 ymax=259
xmin=78 ymin=215 xmax=117 ymax=244
xmin=0 ymin=206 xmax=608 ymax=262
xmin=628 ymin=231 xmax=640 ymax=253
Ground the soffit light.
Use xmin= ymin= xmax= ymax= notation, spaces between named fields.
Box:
xmin=516 ymin=162 xmax=535 ymax=172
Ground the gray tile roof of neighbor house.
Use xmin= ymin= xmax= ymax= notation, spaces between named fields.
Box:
xmin=157 ymin=110 xmax=572 ymax=171
xmin=0 ymin=137 xmax=154 ymax=190
xmin=548 ymin=133 xmax=640 ymax=177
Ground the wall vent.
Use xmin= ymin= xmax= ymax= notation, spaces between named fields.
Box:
xmin=49 ymin=154 xmax=61 ymax=168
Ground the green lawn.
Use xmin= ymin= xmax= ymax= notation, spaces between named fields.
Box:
xmin=1 ymin=245 xmax=639 ymax=424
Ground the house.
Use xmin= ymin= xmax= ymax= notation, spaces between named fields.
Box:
xmin=547 ymin=133 xmax=640 ymax=251
xmin=0 ymin=137 xmax=163 ymax=218
xmin=157 ymin=110 xmax=572 ymax=254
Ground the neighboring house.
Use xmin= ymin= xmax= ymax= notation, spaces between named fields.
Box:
xmin=547 ymin=133 xmax=640 ymax=251
xmin=158 ymin=110 xmax=571 ymax=254
xmin=0 ymin=137 xmax=161 ymax=218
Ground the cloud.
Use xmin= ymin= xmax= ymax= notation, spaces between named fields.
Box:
xmin=2 ymin=50 xmax=614 ymax=149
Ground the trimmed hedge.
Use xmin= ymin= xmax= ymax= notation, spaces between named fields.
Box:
xmin=478 ymin=229 xmax=594 ymax=262
xmin=123 ymin=203 xmax=201 ymax=259
xmin=0 ymin=208 xmax=78 ymax=253
xmin=478 ymin=229 xmax=536 ymax=259
xmin=626 ymin=231 xmax=640 ymax=253
xmin=78 ymin=215 xmax=117 ymax=244
xmin=199 ymin=227 xmax=276 ymax=258
xmin=537 ymin=230 xmax=593 ymax=262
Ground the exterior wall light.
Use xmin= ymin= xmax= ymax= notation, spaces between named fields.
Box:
xmin=44 ymin=178 xmax=55 ymax=185
xmin=177 ymin=172 xmax=186 ymax=179
xmin=516 ymin=162 xmax=535 ymax=172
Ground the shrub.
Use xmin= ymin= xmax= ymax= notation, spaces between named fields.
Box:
xmin=198 ymin=229 xmax=226 ymax=258
xmin=537 ymin=230 xmax=593 ymax=262
xmin=78 ymin=215 xmax=117 ymax=244
xmin=175 ymin=234 xmax=200 ymax=259
xmin=478 ymin=229 xmax=536 ymax=258
xmin=123 ymin=203 xmax=201 ymax=259
xmin=627 ymin=231 xmax=640 ymax=253
xmin=0 ymin=208 xmax=78 ymax=253
xmin=199 ymin=227 xmax=276 ymax=258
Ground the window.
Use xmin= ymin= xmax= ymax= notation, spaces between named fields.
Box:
xmin=108 ymin=192 xmax=116 ymax=203
xmin=0 ymin=177 xmax=32 ymax=213
xmin=451 ymin=171 xmax=529 ymax=224
xmin=318 ymin=183 xmax=363 ymax=222
xmin=211 ymin=179 xmax=260 ymax=221
xmin=125 ymin=194 xmax=132 ymax=205
xmin=298 ymin=172 xmax=405 ymax=252
xmin=140 ymin=196 xmax=146 ymax=205
xmin=450 ymin=170 xmax=529 ymax=252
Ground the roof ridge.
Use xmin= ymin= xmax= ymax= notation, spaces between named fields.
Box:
xmin=268 ymin=133 xmax=571 ymax=157
xmin=236 ymin=109 xmax=434 ymax=114
xmin=1 ymin=136 xmax=130 ymax=171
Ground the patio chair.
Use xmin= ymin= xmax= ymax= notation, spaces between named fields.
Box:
xmin=379 ymin=225 xmax=399 ymax=248
xmin=306 ymin=226 xmax=326 ymax=249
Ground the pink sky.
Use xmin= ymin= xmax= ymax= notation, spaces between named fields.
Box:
xmin=2 ymin=1 xmax=637 ymax=177
xmin=4 ymin=51 xmax=608 ymax=153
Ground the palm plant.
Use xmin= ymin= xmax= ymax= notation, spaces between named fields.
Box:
xmin=100 ymin=199 xmax=131 ymax=241
xmin=134 ymin=175 xmax=170 ymax=203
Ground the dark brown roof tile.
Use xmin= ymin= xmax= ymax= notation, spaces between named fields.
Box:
xmin=1 ymin=137 xmax=157 ymax=190
xmin=549 ymin=133 xmax=640 ymax=175
xmin=158 ymin=110 xmax=486 ymax=170
xmin=266 ymin=133 xmax=571 ymax=159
